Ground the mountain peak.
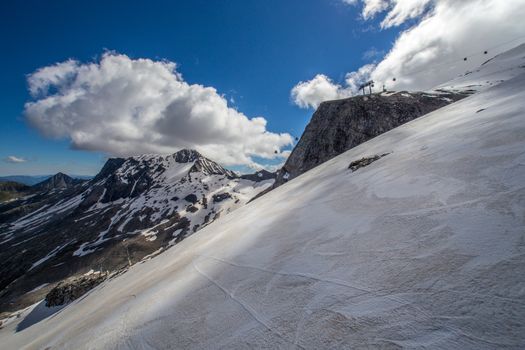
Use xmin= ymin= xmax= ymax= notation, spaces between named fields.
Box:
xmin=53 ymin=172 xmax=70 ymax=179
xmin=33 ymin=172 xmax=76 ymax=191
xmin=173 ymin=149 xmax=202 ymax=163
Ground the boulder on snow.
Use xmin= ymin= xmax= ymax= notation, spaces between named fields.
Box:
xmin=212 ymin=192 xmax=232 ymax=203
xmin=186 ymin=205 xmax=198 ymax=213
xmin=45 ymin=272 xmax=108 ymax=307
xmin=348 ymin=153 xmax=389 ymax=172
xmin=184 ymin=194 xmax=198 ymax=204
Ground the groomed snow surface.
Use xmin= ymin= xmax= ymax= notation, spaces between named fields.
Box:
xmin=2 ymin=61 xmax=525 ymax=349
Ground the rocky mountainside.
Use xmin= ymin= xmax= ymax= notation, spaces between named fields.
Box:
xmin=32 ymin=172 xmax=81 ymax=191
xmin=0 ymin=181 xmax=31 ymax=203
xmin=275 ymin=90 xmax=468 ymax=185
xmin=0 ymin=149 xmax=272 ymax=313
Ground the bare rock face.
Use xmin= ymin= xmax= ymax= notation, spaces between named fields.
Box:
xmin=45 ymin=272 xmax=107 ymax=307
xmin=275 ymin=91 xmax=468 ymax=185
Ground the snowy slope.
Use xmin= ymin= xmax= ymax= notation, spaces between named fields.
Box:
xmin=433 ymin=43 xmax=525 ymax=93
xmin=2 ymin=63 xmax=525 ymax=348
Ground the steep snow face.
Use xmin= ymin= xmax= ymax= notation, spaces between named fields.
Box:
xmin=2 ymin=70 xmax=524 ymax=348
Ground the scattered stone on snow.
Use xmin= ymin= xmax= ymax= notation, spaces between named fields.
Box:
xmin=348 ymin=153 xmax=390 ymax=172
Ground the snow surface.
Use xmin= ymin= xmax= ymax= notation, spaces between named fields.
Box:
xmin=433 ymin=43 xmax=525 ymax=93
xmin=2 ymin=51 xmax=525 ymax=349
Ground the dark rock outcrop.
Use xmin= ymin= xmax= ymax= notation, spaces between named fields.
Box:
xmin=189 ymin=157 xmax=237 ymax=178
xmin=240 ymin=169 xmax=276 ymax=182
xmin=45 ymin=272 xmax=107 ymax=307
xmin=275 ymin=91 xmax=468 ymax=185
xmin=212 ymin=192 xmax=232 ymax=203
xmin=348 ymin=153 xmax=389 ymax=172
xmin=184 ymin=194 xmax=198 ymax=204
xmin=174 ymin=149 xmax=202 ymax=163
xmin=93 ymin=158 xmax=126 ymax=182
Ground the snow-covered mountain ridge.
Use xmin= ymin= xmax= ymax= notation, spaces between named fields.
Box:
xmin=1 ymin=45 xmax=524 ymax=348
xmin=0 ymin=149 xmax=272 ymax=313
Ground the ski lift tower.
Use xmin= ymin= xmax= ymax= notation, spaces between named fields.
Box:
xmin=359 ymin=80 xmax=374 ymax=95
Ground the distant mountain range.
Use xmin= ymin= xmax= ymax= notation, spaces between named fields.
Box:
xmin=0 ymin=174 xmax=93 ymax=186
xmin=0 ymin=149 xmax=274 ymax=313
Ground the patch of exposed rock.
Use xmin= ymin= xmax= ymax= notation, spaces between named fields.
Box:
xmin=212 ymin=192 xmax=232 ymax=203
xmin=348 ymin=153 xmax=389 ymax=172
xmin=240 ymin=169 xmax=276 ymax=182
xmin=184 ymin=194 xmax=198 ymax=204
xmin=45 ymin=272 xmax=108 ymax=307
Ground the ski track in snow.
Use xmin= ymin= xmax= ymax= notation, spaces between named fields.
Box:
xmin=195 ymin=254 xmax=515 ymax=347
xmin=192 ymin=259 xmax=306 ymax=350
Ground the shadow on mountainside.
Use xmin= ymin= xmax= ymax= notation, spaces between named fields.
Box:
xmin=16 ymin=301 xmax=64 ymax=332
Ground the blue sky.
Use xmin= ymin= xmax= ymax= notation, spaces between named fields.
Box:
xmin=0 ymin=0 xmax=399 ymax=175
xmin=1 ymin=0 xmax=522 ymax=175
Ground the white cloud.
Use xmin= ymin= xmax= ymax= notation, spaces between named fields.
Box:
xmin=24 ymin=53 xmax=293 ymax=168
xmin=380 ymin=0 xmax=432 ymax=28
xmin=362 ymin=0 xmax=390 ymax=19
xmin=291 ymin=65 xmax=375 ymax=109
xmin=371 ymin=0 xmax=525 ymax=91
xmin=4 ymin=156 xmax=27 ymax=163
xmin=291 ymin=74 xmax=348 ymax=109
xmin=294 ymin=0 xmax=525 ymax=108
xmin=350 ymin=0 xmax=431 ymax=24
xmin=362 ymin=47 xmax=385 ymax=60
xmin=344 ymin=64 xmax=376 ymax=92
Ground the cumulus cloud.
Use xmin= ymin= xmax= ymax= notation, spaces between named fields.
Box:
xmin=370 ymin=0 xmax=525 ymax=91
xmin=24 ymin=53 xmax=293 ymax=168
xmin=291 ymin=74 xmax=348 ymax=109
xmin=293 ymin=0 xmax=525 ymax=108
xmin=4 ymin=156 xmax=27 ymax=163
xmin=291 ymin=65 xmax=375 ymax=109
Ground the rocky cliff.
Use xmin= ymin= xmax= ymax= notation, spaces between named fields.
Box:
xmin=275 ymin=91 xmax=468 ymax=185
